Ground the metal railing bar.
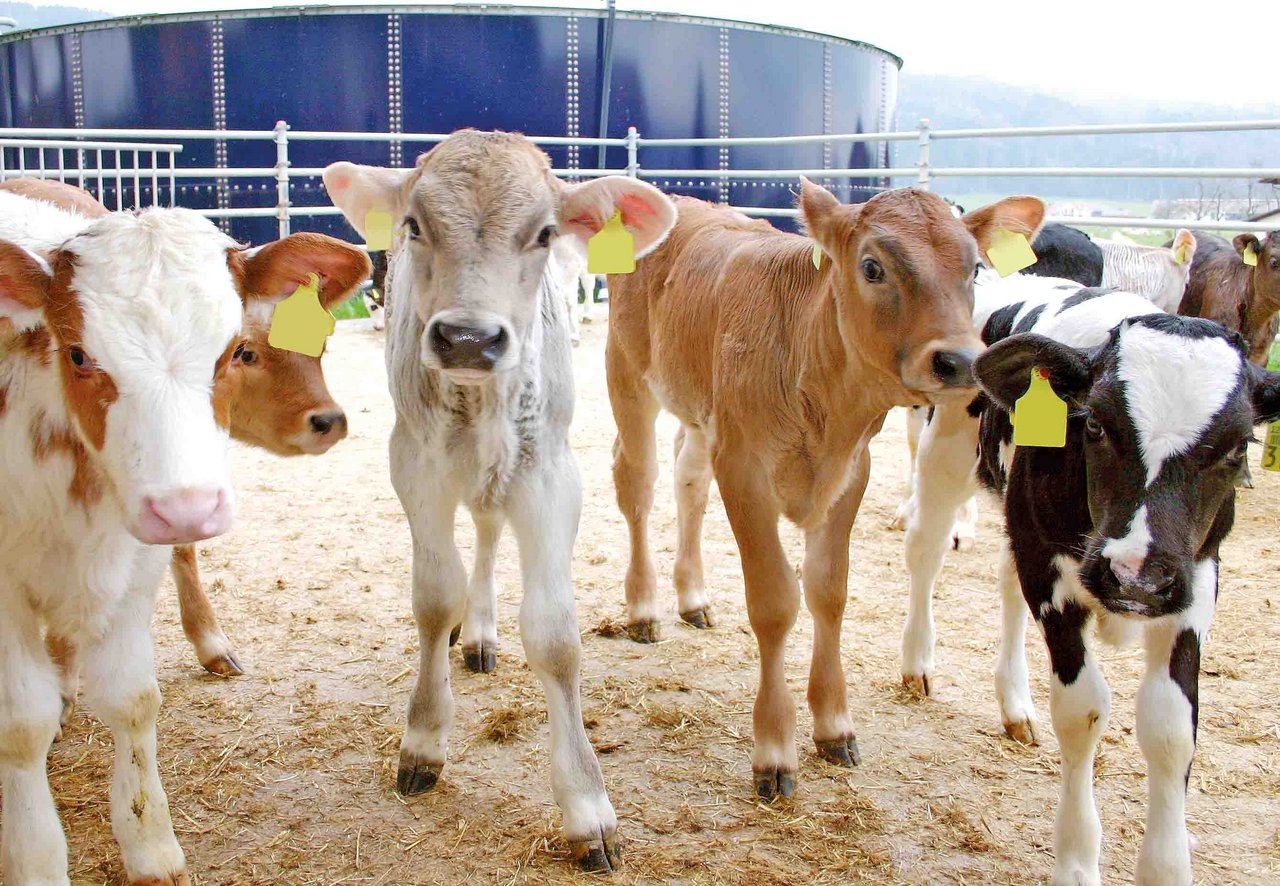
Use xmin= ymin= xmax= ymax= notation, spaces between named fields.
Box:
xmin=0 ymin=138 xmax=183 ymax=152
xmin=928 ymin=120 xmax=1280 ymax=139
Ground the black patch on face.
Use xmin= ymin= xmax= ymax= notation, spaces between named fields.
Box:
xmin=1168 ymin=628 xmax=1201 ymax=746
xmin=966 ymin=392 xmax=987 ymax=419
xmin=1057 ymin=286 xmax=1115 ymax=314
xmin=1013 ymin=302 xmax=1047 ymax=334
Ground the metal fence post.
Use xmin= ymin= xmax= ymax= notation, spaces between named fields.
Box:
xmin=273 ymin=119 xmax=291 ymax=238
xmin=626 ymin=126 xmax=639 ymax=177
xmin=916 ymin=117 xmax=931 ymax=191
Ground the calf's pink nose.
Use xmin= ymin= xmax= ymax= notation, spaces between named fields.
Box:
xmin=1109 ymin=554 xmax=1143 ymax=584
xmin=135 ymin=487 xmax=233 ymax=545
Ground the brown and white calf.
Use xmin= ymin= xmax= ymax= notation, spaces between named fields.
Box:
xmin=6 ymin=181 xmax=370 ymax=691
xmin=606 ymin=181 xmax=1044 ymax=797
xmin=0 ymin=192 xmax=350 ymax=883
xmin=1178 ymin=230 xmax=1280 ymax=366
xmin=324 ymin=130 xmax=676 ymax=872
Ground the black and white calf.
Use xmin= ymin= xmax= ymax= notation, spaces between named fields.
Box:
xmin=904 ymin=273 xmax=1280 ymax=884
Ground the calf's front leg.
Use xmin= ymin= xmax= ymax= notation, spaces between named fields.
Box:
xmin=80 ymin=592 xmax=188 ymax=885
xmin=392 ymin=436 xmax=468 ymax=795
xmin=1 ymin=602 xmax=67 ymax=884
xmin=802 ymin=453 xmax=868 ymax=767
xmin=672 ymin=426 xmax=715 ymax=629
xmin=1040 ymin=602 xmax=1109 ymax=886
xmin=459 ymin=513 xmax=502 ymax=673
xmin=507 ymin=454 xmax=619 ymax=872
xmin=716 ymin=451 xmax=800 ymax=800
xmin=1134 ymin=559 xmax=1215 ymax=886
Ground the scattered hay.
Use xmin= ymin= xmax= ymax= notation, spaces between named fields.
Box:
xmin=590 ymin=615 xmax=628 ymax=638
xmin=478 ymin=702 xmax=540 ymax=744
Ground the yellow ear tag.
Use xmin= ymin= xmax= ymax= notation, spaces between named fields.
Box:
xmin=1264 ymin=350 xmax=1280 ymax=472
xmin=587 ymin=211 xmax=636 ymax=275
xmin=1243 ymin=244 xmax=1259 ymax=267
xmin=1012 ymin=368 xmax=1067 ymax=448
xmin=364 ymin=210 xmax=394 ymax=252
xmin=812 ymin=243 xmax=824 ymax=270
xmin=986 ymin=228 xmax=1038 ymax=277
xmin=267 ymin=273 xmax=335 ymax=358
xmin=1172 ymin=244 xmax=1189 ymax=265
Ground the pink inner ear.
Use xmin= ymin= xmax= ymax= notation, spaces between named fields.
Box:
xmin=565 ymin=213 xmax=604 ymax=236
xmin=330 ymin=174 xmax=350 ymax=192
xmin=618 ymin=193 xmax=657 ymax=226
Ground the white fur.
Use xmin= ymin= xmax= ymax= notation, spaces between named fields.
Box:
xmin=1100 ymin=504 xmax=1153 ymax=578
xmin=1116 ymin=325 xmax=1242 ymax=486
xmin=0 ymin=199 xmax=246 ymax=883
xmin=1096 ymin=239 xmax=1193 ymax=313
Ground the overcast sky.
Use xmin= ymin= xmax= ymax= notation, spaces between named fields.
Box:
xmin=54 ymin=0 xmax=1276 ymax=107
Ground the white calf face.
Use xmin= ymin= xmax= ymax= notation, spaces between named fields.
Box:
xmin=323 ymin=130 xmax=678 ymax=386
xmin=52 ymin=210 xmax=244 ymax=543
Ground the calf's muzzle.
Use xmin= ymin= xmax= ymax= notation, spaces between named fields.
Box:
xmin=429 ymin=321 xmax=509 ymax=372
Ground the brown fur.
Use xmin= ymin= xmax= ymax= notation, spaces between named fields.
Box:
xmin=0 ymin=178 xmax=110 ymax=219
xmin=1179 ymin=230 xmax=1280 ymax=365
xmin=28 ymin=409 xmax=103 ymax=508
xmin=606 ymin=183 xmax=1044 ymax=793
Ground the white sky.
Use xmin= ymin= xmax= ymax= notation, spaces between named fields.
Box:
xmin=41 ymin=0 xmax=1276 ymax=107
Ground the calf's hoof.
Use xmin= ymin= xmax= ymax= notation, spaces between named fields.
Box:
xmin=397 ymin=754 xmax=443 ymax=795
xmin=815 ymin=735 xmax=861 ymax=767
xmin=752 ymin=767 xmax=796 ymax=801
xmin=462 ymin=643 xmax=497 ymax=674
xmin=570 ymin=827 xmax=622 ymax=874
xmin=448 ymin=624 xmax=461 ymax=647
xmin=902 ymin=673 xmax=932 ymax=697
xmin=201 ymin=651 xmax=244 ymax=678
xmin=131 ymin=872 xmax=190 ymax=886
xmin=952 ymin=532 xmax=976 ymax=552
xmin=626 ymin=620 xmax=660 ymax=644
xmin=1003 ymin=718 xmax=1037 ymax=746
xmin=678 ymin=607 xmax=714 ymax=630
xmin=60 ymin=695 xmax=75 ymax=727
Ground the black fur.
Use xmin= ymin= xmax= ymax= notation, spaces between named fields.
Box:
xmin=1025 ymin=223 xmax=1104 ymax=287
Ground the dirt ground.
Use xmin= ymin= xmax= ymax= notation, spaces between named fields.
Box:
xmin=45 ymin=317 xmax=1280 ymax=885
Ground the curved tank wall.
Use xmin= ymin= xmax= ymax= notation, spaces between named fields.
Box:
xmin=0 ymin=5 xmax=900 ymax=243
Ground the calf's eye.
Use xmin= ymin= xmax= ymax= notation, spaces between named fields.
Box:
xmin=535 ymin=225 xmax=557 ymax=248
xmin=404 ymin=217 xmax=421 ymax=239
xmin=861 ymin=258 xmax=885 ymax=283
xmin=66 ymin=346 xmax=95 ymax=372
xmin=1085 ymin=415 xmax=1104 ymax=439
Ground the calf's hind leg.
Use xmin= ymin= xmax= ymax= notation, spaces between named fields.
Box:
xmin=508 ymin=456 xmax=619 ymax=872
xmin=459 ymin=513 xmax=502 ymax=673
xmin=607 ymin=340 xmax=662 ymax=642
xmin=673 ymin=426 xmax=715 ymax=629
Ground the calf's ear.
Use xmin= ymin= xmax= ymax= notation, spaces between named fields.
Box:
xmin=799 ymin=177 xmax=858 ymax=261
xmin=1171 ymin=229 xmax=1196 ymax=263
xmin=1234 ymin=234 xmax=1261 ymax=259
xmin=1247 ymin=363 xmax=1280 ymax=425
xmin=963 ymin=196 xmax=1046 ymax=254
xmin=557 ymin=176 xmax=677 ymax=257
xmin=973 ymin=332 xmax=1092 ymax=411
xmin=234 ymin=233 xmax=373 ymax=309
xmin=0 ymin=241 xmax=52 ymax=331
xmin=323 ymin=162 xmax=413 ymax=240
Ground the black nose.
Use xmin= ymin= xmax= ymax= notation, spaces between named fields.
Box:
xmin=310 ymin=411 xmax=347 ymax=436
xmin=931 ymin=348 xmax=979 ymax=387
xmin=430 ymin=322 xmax=508 ymax=370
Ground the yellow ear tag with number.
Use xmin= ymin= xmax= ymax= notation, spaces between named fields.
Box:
xmin=364 ymin=210 xmax=394 ymax=251
xmin=812 ymin=243 xmax=824 ymax=269
xmin=986 ymin=228 xmax=1038 ymax=277
xmin=587 ymin=211 xmax=635 ymax=274
xmin=1172 ymin=243 xmax=1189 ymax=264
xmin=1264 ymin=350 xmax=1280 ymax=472
xmin=1243 ymin=244 xmax=1259 ymax=267
xmin=267 ymin=273 xmax=334 ymax=358
xmin=1012 ymin=368 xmax=1067 ymax=448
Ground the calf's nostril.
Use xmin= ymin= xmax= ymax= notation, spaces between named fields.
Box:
xmin=310 ymin=412 xmax=342 ymax=435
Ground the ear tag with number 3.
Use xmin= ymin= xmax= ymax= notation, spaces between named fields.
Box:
xmin=986 ymin=229 xmax=1038 ymax=277
xmin=1012 ymin=368 xmax=1067 ymax=448
xmin=1264 ymin=350 xmax=1280 ymax=472
xmin=268 ymin=273 xmax=335 ymax=358
xmin=364 ymin=210 xmax=394 ymax=251
xmin=1244 ymin=244 xmax=1259 ymax=267
xmin=588 ymin=211 xmax=635 ymax=275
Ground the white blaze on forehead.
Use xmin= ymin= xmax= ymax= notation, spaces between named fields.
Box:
xmin=1116 ymin=324 xmax=1242 ymax=486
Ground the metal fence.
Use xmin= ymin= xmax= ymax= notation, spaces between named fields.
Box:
xmin=2 ymin=118 xmax=1278 ymax=237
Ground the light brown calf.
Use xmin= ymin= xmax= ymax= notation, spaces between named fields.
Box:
xmin=607 ymin=181 xmax=1044 ymax=798
xmin=13 ymin=181 xmax=370 ymax=701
